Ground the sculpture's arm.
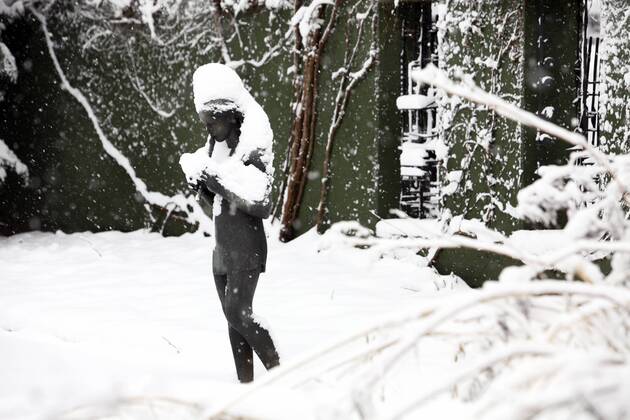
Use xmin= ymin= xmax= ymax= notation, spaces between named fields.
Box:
xmin=187 ymin=179 xmax=215 ymax=219
xmin=197 ymin=185 xmax=216 ymax=219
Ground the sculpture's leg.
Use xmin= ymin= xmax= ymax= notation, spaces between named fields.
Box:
xmin=214 ymin=272 xmax=255 ymax=383
xmin=224 ymin=269 xmax=280 ymax=374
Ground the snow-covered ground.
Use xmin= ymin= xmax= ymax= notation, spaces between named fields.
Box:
xmin=4 ymin=224 xmax=628 ymax=420
xmin=0 ymin=225 xmax=468 ymax=420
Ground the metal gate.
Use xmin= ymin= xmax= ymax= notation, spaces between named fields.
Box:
xmin=397 ymin=1 xmax=441 ymax=219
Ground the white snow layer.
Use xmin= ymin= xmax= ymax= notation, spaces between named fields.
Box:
xmin=396 ymin=94 xmax=436 ymax=110
xmin=179 ymin=142 xmax=272 ymax=204
xmin=400 ymin=142 xmax=428 ymax=167
xmin=221 ymin=0 xmax=292 ymax=14
xmin=0 ymin=228 xmax=463 ymax=420
xmin=179 ymin=143 xmax=210 ymax=184
xmin=0 ymin=138 xmax=28 ymax=182
xmin=2 ymin=228 xmax=629 ymax=419
xmin=290 ymin=0 xmax=334 ymax=48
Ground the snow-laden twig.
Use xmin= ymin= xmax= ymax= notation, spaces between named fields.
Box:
xmin=414 ymin=66 xmax=583 ymax=145
xmin=316 ymin=3 xmax=376 ymax=231
xmin=472 ymin=354 xmax=629 ymax=420
xmin=29 ymin=6 xmax=211 ymax=233
xmin=124 ymin=45 xmax=177 ymax=118
xmin=206 ymin=0 xmax=292 ymax=71
xmin=290 ymin=0 xmax=334 ymax=48
xmin=204 ymin=280 xmax=630 ymax=419
xmin=225 ymin=34 xmax=290 ymax=70
xmin=322 ymin=228 xmax=630 ymax=280
xmin=356 ymin=280 xmax=630 ymax=392
xmin=385 ymin=343 xmax=562 ymax=420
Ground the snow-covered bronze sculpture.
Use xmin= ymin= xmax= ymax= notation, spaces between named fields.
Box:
xmin=180 ymin=63 xmax=279 ymax=383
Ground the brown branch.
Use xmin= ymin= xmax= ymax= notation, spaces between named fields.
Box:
xmin=273 ymin=0 xmax=306 ymax=223
xmin=279 ymin=0 xmax=341 ymax=242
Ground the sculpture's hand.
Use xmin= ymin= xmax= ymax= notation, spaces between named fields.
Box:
xmin=186 ymin=160 xmax=219 ymax=193
xmin=187 ymin=179 xmax=201 ymax=192
xmin=199 ymin=169 xmax=220 ymax=193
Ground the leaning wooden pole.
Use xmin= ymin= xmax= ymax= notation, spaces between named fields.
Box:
xmin=272 ymin=0 xmax=305 ymax=222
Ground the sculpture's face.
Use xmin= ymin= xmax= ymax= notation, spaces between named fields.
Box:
xmin=198 ymin=108 xmax=242 ymax=150
xmin=202 ymin=114 xmax=231 ymax=142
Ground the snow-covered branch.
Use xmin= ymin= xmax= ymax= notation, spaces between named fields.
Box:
xmin=202 ymin=277 xmax=630 ymax=419
xmin=315 ymin=3 xmax=376 ymax=231
xmin=29 ymin=6 xmax=211 ymax=232
xmin=125 ymin=46 xmax=177 ymax=118
xmin=0 ymin=138 xmax=28 ymax=183
xmin=0 ymin=41 xmax=18 ymax=83
xmin=413 ymin=64 xmax=630 ymax=202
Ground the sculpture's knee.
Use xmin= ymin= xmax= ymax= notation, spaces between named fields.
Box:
xmin=225 ymin=303 xmax=250 ymax=329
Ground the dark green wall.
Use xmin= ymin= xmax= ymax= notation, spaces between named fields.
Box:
xmin=599 ymin=0 xmax=630 ymax=155
xmin=437 ymin=0 xmax=526 ymax=234
xmin=521 ymin=0 xmax=581 ymax=186
xmin=279 ymin=1 xmax=404 ymax=234
xmin=0 ymin=13 xmax=147 ymax=233
xmin=430 ymin=0 xmax=526 ymax=284
xmin=375 ymin=1 xmax=404 ymax=223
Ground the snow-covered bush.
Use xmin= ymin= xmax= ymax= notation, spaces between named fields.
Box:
xmin=0 ymin=0 xmax=24 ymax=83
xmin=265 ymin=66 xmax=630 ymax=420
xmin=0 ymin=41 xmax=17 ymax=83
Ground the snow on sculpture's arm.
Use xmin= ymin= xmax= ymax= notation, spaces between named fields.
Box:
xmin=201 ymin=148 xmax=273 ymax=219
xmin=180 ymin=146 xmax=273 ymax=219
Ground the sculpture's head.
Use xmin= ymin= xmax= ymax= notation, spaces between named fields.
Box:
xmin=198 ymin=99 xmax=244 ymax=151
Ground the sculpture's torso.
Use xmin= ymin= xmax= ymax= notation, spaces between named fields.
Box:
xmin=212 ymin=197 xmax=267 ymax=275
xmin=206 ymin=139 xmax=267 ymax=275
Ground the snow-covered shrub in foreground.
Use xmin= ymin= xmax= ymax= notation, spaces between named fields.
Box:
xmin=285 ymin=250 xmax=629 ymax=419
xmin=282 ymin=67 xmax=630 ymax=419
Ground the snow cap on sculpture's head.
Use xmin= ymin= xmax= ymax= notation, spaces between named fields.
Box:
xmin=192 ymin=62 xmax=274 ymax=174
xmin=193 ymin=63 xmax=245 ymax=114
xmin=198 ymin=98 xmax=243 ymax=122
